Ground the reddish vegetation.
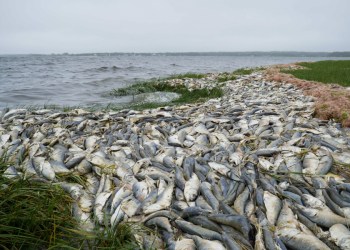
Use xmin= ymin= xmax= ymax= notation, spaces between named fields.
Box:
xmin=264 ymin=64 xmax=350 ymax=127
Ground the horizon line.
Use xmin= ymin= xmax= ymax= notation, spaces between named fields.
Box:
xmin=1 ymin=50 xmax=350 ymax=56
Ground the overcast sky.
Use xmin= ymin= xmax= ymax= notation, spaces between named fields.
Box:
xmin=0 ymin=0 xmax=349 ymax=54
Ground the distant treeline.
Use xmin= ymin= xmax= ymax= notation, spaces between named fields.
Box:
xmin=157 ymin=52 xmax=350 ymax=57
xmin=34 ymin=51 xmax=350 ymax=57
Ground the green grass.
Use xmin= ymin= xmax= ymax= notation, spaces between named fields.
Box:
xmin=217 ymin=73 xmax=237 ymax=83
xmin=0 ymin=175 xmax=81 ymax=249
xmin=165 ymin=72 xmax=207 ymax=79
xmin=217 ymin=67 xmax=264 ymax=83
xmin=0 ymin=159 xmax=139 ymax=250
xmin=232 ymin=68 xmax=257 ymax=75
xmin=173 ymin=87 xmax=223 ymax=103
xmin=111 ymin=78 xmax=223 ymax=110
xmin=112 ymin=80 xmax=160 ymax=96
xmin=282 ymin=60 xmax=350 ymax=86
xmin=91 ymin=223 xmax=140 ymax=250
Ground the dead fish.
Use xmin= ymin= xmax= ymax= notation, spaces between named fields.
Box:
xmin=65 ymin=153 xmax=85 ymax=169
xmin=296 ymin=204 xmax=350 ymax=228
xmin=222 ymin=232 xmax=242 ymax=250
xmin=174 ymin=238 xmax=196 ymax=250
xmin=254 ymin=223 xmax=266 ymax=250
xmin=195 ymin=196 xmax=213 ymax=211
xmin=133 ymin=181 xmax=151 ymax=202
xmin=285 ymin=156 xmax=304 ymax=183
xmin=75 ymin=159 xmax=92 ymax=174
xmin=72 ymin=202 xmax=94 ymax=232
xmin=121 ymin=196 xmax=141 ymax=217
xmin=316 ymin=149 xmax=333 ymax=175
xmin=2 ymin=109 xmax=26 ymax=120
xmin=174 ymin=219 xmax=222 ymax=241
xmin=145 ymin=216 xmax=173 ymax=233
xmin=194 ymin=123 xmax=210 ymax=134
xmin=168 ymin=135 xmax=183 ymax=147
xmin=233 ymin=186 xmax=250 ymax=216
xmin=184 ymin=173 xmax=200 ymax=202
xmin=94 ymin=191 xmax=112 ymax=225
xmin=208 ymin=161 xmax=231 ymax=176
xmin=258 ymin=158 xmax=275 ymax=171
xmin=110 ymin=204 xmax=125 ymax=228
xmin=329 ymin=224 xmax=350 ymax=250
xmin=182 ymin=157 xmax=195 ymax=181
xmin=278 ymin=225 xmax=330 ymax=250
xmin=58 ymin=182 xmax=84 ymax=200
xmin=84 ymin=135 xmax=99 ymax=150
xmin=143 ymin=182 xmax=174 ymax=214
xmin=172 ymin=201 xmax=189 ymax=211
xmin=191 ymin=235 xmax=226 ymax=250
xmin=50 ymin=144 xmax=67 ymax=162
xmin=33 ymin=157 xmax=55 ymax=181
xmin=85 ymin=173 xmax=100 ymax=194
xmin=200 ymin=182 xmax=219 ymax=211
xmin=263 ymin=191 xmax=282 ymax=225
xmin=208 ymin=213 xmax=252 ymax=239
xmin=188 ymin=215 xmax=222 ymax=233
xmin=255 ymin=148 xmax=281 ymax=157
xmin=78 ymin=191 xmax=94 ymax=213
xmin=50 ymin=160 xmax=70 ymax=174
xmin=277 ymin=201 xmax=331 ymax=250
xmin=87 ymin=153 xmax=115 ymax=169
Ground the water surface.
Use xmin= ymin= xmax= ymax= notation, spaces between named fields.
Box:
xmin=1 ymin=53 xmax=349 ymax=108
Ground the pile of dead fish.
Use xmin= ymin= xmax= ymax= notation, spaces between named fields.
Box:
xmin=164 ymin=73 xmax=221 ymax=91
xmin=2 ymin=72 xmax=350 ymax=249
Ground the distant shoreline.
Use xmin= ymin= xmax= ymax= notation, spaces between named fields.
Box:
xmin=2 ymin=51 xmax=350 ymax=57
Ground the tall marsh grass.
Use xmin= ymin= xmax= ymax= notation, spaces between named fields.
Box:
xmin=0 ymin=159 xmax=139 ymax=249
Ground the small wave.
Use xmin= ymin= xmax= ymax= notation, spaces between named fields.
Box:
xmin=111 ymin=66 xmax=121 ymax=70
xmin=84 ymin=65 xmax=144 ymax=73
xmin=86 ymin=66 xmax=123 ymax=72
xmin=0 ymin=93 xmax=45 ymax=103
xmin=85 ymin=77 xmax=124 ymax=86
xmin=10 ymin=94 xmax=43 ymax=100
xmin=125 ymin=66 xmax=142 ymax=70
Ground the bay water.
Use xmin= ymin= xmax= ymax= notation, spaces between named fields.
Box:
xmin=1 ymin=53 xmax=349 ymax=108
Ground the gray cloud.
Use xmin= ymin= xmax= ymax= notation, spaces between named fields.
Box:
xmin=0 ymin=0 xmax=349 ymax=53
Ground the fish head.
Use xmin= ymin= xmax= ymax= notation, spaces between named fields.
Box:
xmin=301 ymin=194 xmax=325 ymax=209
